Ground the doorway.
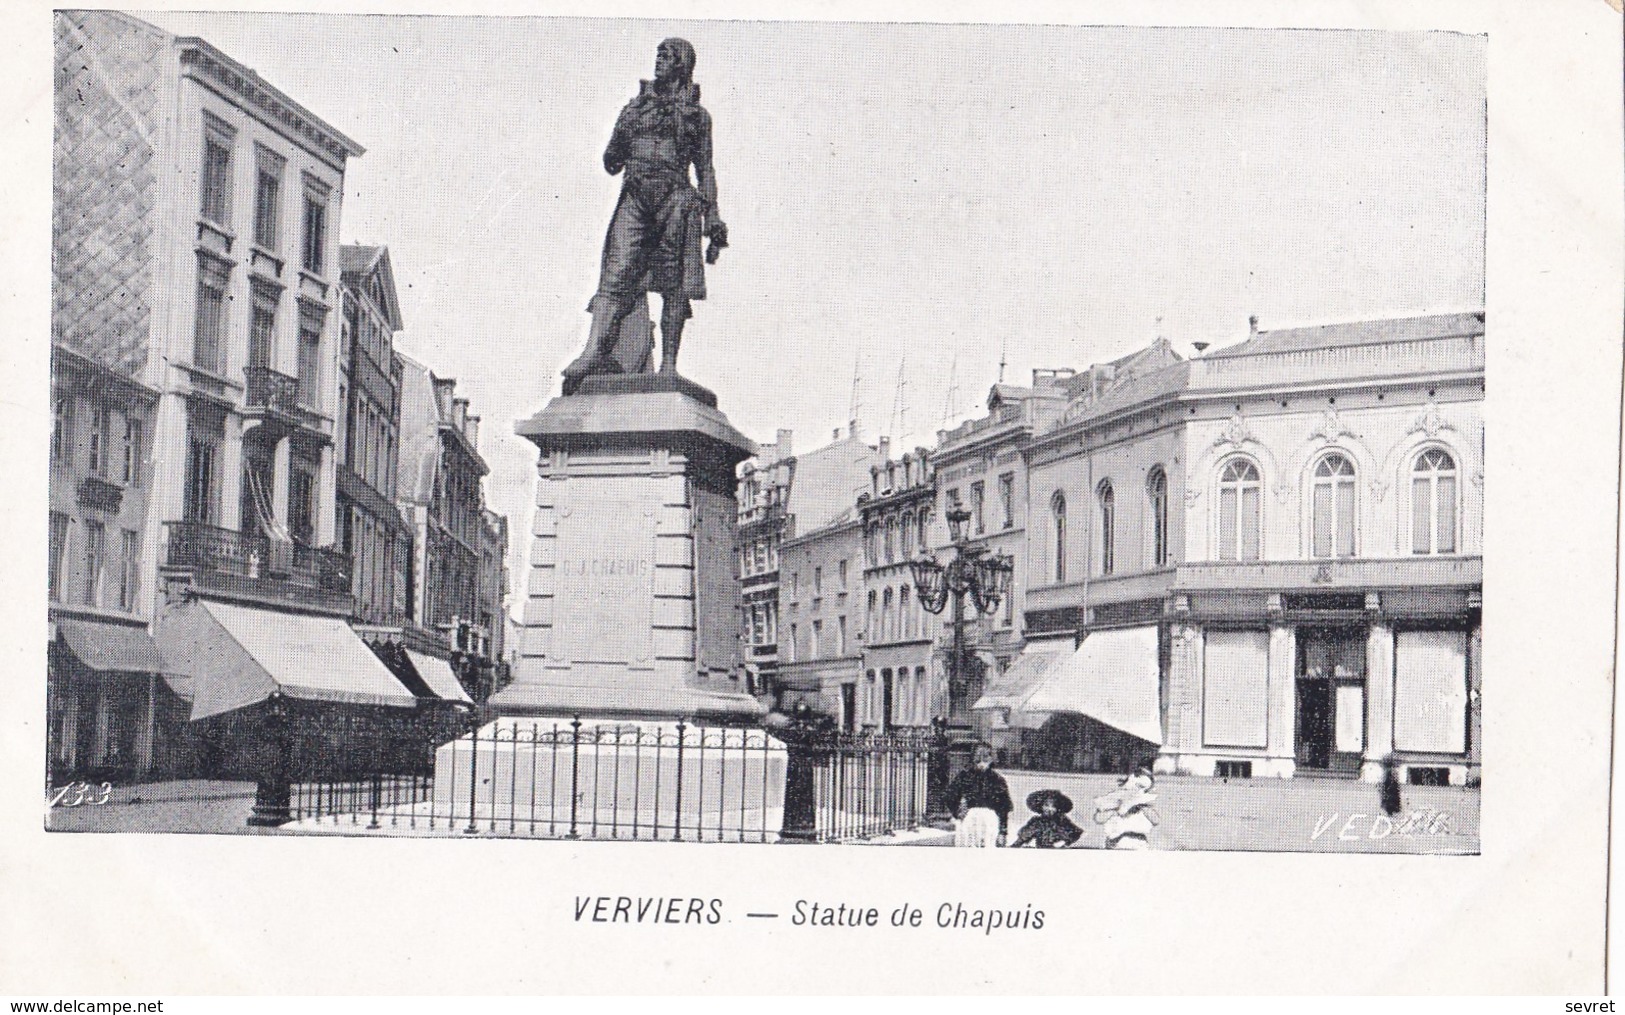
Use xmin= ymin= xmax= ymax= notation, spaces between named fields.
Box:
xmin=882 ymin=670 xmax=895 ymax=732
xmin=840 ymin=683 xmax=857 ymax=733
xmin=1295 ymin=628 xmax=1366 ymax=775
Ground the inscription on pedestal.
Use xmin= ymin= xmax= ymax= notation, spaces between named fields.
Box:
xmin=551 ymin=486 xmax=659 ymax=668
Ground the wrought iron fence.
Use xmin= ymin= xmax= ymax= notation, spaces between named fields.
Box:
xmin=803 ymin=729 xmax=933 ymax=843
xmin=279 ymin=714 xmax=936 ymax=843
xmin=287 ymin=716 xmax=789 ymax=843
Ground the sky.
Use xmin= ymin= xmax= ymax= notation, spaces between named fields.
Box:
xmin=138 ymin=13 xmax=1487 ymax=610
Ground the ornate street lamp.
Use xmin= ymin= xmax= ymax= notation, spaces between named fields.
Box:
xmin=909 ymin=506 xmax=1014 ymax=730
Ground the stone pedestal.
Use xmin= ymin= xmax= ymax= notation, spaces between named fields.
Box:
xmin=488 ymin=373 xmax=765 ymax=723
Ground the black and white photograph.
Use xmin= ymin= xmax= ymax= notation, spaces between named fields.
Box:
xmin=5 ymin=0 xmax=1622 ymax=1000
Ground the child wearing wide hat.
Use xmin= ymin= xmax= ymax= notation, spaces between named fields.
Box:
xmin=1011 ymin=789 xmax=1085 ymax=848
xmin=1092 ymin=766 xmax=1161 ymax=850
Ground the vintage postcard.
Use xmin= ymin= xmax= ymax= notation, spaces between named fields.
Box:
xmin=3 ymin=0 xmax=1621 ymax=998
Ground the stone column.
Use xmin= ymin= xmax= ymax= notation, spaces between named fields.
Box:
xmin=1467 ymin=624 xmax=1482 ymax=781
xmin=1156 ymin=622 xmax=1198 ymax=775
xmin=218 ymin=419 xmax=244 ymax=532
xmin=1361 ymin=621 xmax=1395 ymax=783
xmin=1265 ymin=623 xmax=1297 ymax=778
xmin=271 ymin=434 xmax=291 ymax=526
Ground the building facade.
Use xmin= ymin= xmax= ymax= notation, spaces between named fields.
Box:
xmin=337 ymin=244 xmax=411 ymax=628
xmin=776 ymin=514 xmax=865 ymax=730
xmin=51 ymin=11 xmax=373 ymax=781
xmin=1010 ymin=313 xmax=1484 ymax=783
xmin=736 ymin=428 xmax=881 ymax=708
xmin=397 ymin=357 xmax=505 ymax=698
xmin=856 ymin=446 xmax=937 ymax=731
xmin=932 ymin=370 xmax=1072 ymax=753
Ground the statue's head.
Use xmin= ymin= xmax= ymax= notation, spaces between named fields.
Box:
xmin=654 ymin=37 xmax=696 ymax=85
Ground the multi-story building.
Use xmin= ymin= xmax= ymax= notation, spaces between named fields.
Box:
xmin=1001 ymin=313 xmax=1483 ymax=783
xmin=776 ymin=513 xmax=865 ymax=730
xmin=855 ymin=443 xmax=937 ymax=731
xmin=51 ymin=12 xmax=431 ymax=787
xmin=736 ymin=428 xmax=881 ymax=707
xmin=397 ymin=356 xmax=503 ymax=698
xmin=933 ymin=370 xmax=1072 ymax=752
xmin=336 ymin=244 xmax=410 ymax=628
xmin=476 ymin=507 xmax=512 ymax=697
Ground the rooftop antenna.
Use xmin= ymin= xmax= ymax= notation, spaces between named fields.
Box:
xmin=940 ymin=349 xmax=960 ymax=431
xmin=848 ymin=353 xmax=862 ymax=441
xmin=889 ymin=353 xmax=908 ymax=448
xmin=997 ymin=333 xmax=1008 ymax=384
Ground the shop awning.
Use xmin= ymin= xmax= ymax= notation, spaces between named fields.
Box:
xmin=971 ymin=639 xmax=1072 ymax=712
xmin=158 ymin=600 xmax=420 ymax=720
xmin=1016 ymin=625 xmax=1163 ymax=746
xmin=405 ymin=649 xmax=473 ymax=704
xmin=56 ymin=617 xmax=162 ymax=673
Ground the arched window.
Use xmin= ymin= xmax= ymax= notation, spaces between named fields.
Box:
xmin=1411 ymin=448 xmax=1458 ymax=555
xmin=1311 ymin=453 xmax=1357 ymax=558
xmin=884 ymin=518 xmax=896 ymax=563
xmin=881 ymin=587 xmax=894 ymax=642
xmin=1147 ymin=467 xmax=1169 ymax=568
xmin=1051 ymin=492 xmax=1067 ymax=582
xmin=899 ymin=585 xmax=913 ymax=638
xmin=915 ymin=666 xmax=930 ymax=725
xmin=900 ymin=510 xmax=913 ymax=558
xmin=1217 ymin=458 xmax=1262 ymax=562
xmin=1097 ymin=481 xmax=1115 ymax=576
xmin=917 ymin=509 xmax=929 ymax=551
xmin=866 ymin=589 xmax=877 ymax=637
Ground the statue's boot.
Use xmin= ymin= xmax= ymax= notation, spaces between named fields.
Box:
xmin=658 ymin=298 xmax=687 ymax=375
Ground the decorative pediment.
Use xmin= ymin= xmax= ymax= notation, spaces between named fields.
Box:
xmin=1309 ymin=407 xmax=1359 ymax=444
xmin=1408 ymin=402 xmax=1455 ymax=438
xmin=1211 ymin=413 xmax=1256 ymax=450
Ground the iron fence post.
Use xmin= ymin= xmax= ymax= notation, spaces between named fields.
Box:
xmin=463 ymin=710 xmax=483 ymax=834
xmin=672 ymin=719 xmax=687 ymax=842
xmin=776 ymin=709 xmax=826 ymax=843
xmin=924 ymin=715 xmax=954 ymax=828
xmin=567 ymin=715 xmax=582 ymax=839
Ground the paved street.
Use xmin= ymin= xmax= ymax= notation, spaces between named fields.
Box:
xmin=45 ymin=773 xmax=1477 ymax=853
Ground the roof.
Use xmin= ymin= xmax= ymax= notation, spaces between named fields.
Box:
xmin=340 ymin=244 xmax=404 ymax=332
xmin=1207 ymin=311 xmax=1485 ymax=359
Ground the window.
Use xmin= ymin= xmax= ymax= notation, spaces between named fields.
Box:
xmin=48 ymin=512 xmax=69 ymax=601
xmin=1411 ymin=448 xmax=1458 ymax=555
xmin=900 ymin=511 xmax=913 ymax=559
xmin=971 ymin=481 xmax=986 ymax=534
xmin=87 ymin=403 xmax=109 ymax=478
xmin=297 ymin=307 xmax=323 ymax=408
xmin=867 ymin=590 xmax=877 ymax=637
xmin=1311 ymin=453 xmax=1357 ymax=558
xmin=198 ymin=116 xmax=234 ymax=226
xmin=837 ymin=615 xmax=848 ymax=655
xmin=884 ymin=518 xmax=896 ymax=563
xmin=1148 ymin=467 xmax=1169 ymax=568
xmin=1051 ymin=492 xmax=1067 ymax=582
xmin=881 ymin=588 xmax=894 ymax=641
xmin=1097 ymin=481 xmax=1115 ymax=576
xmin=999 ymin=473 xmax=1015 ymax=529
xmin=52 ymin=391 xmax=72 ymax=465
xmin=121 ymin=417 xmax=143 ymax=486
xmin=838 ymin=559 xmax=848 ymax=589
xmin=813 ymin=566 xmax=823 ymax=597
xmin=811 ymin=619 xmax=823 ymax=659
xmin=184 ymin=427 xmax=220 ymax=525
xmin=253 ymin=146 xmax=285 ymax=251
xmin=193 ymin=255 xmax=230 ymax=375
xmin=289 ymin=461 xmax=317 ymax=545
xmin=1217 ymin=459 xmax=1262 ymax=562
xmin=917 ymin=509 xmax=929 ymax=550
xmin=249 ymin=281 xmax=278 ymax=369
xmin=119 ymin=529 xmax=141 ymax=612
xmin=82 ymin=521 xmax=105 ymax=607
xmin=301 ymin=178 xmax=329 ymax=275
xmin=787 ymin=623 xmax=798 ymax=663
xmin=1003 ymin=568 xmax=1014 ymax=626
xmin=899 ymin=586 xmax=912 ymax=638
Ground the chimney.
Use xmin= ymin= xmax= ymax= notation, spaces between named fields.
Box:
xmin=833 ymin=427 xmax=841 ymax=441
xmin=1192 ymin=341 xmax=1210 ymax=353
xmin=466 ymin=414 xmax=481 ymax=448
xmin=878 ymin=435 xmax=891 ymax=461
xmin=776 ymin=428 xmax=793 ymax=458
xmin=432 ymin=377 xmax=455 ymax=418
xmin=848 ymin=418 xmax=859 ymax=441
xmin=1249 ymin=315 xmax=1260 ymax=335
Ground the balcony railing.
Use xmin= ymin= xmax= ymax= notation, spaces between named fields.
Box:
xmin=244 ymin=365 xmax=302 ymax=416
xmin=165 ymin=521 xmax=352 ymax=602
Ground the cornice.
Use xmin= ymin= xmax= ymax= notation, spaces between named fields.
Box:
xmin=178 ymin=39 xmax=365 ymax=170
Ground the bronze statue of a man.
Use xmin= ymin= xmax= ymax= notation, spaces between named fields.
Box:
xmin=562 ymin=38 xmax=728 ymax=395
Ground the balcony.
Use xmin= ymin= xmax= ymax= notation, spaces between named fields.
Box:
xmin=245 ymin=365 xmax=301 ymax=415
xmin=163 ymin=521 xmax=353 ymax=615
